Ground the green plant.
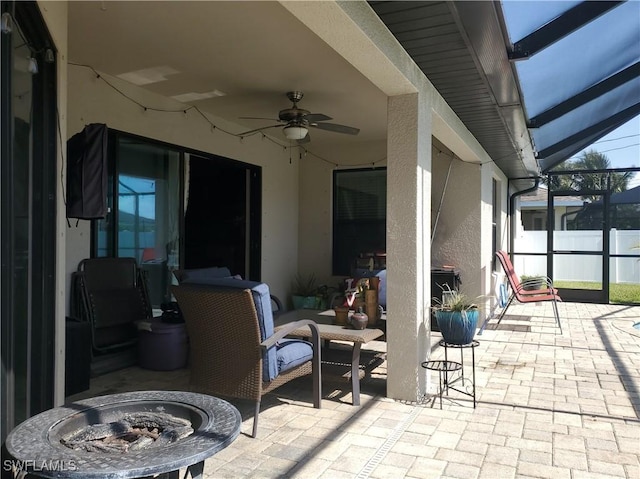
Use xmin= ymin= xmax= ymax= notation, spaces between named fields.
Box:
xmin=432 ymin=285 xmax=481 ymax=344
xmin=291 ymin=273 xmax=318 ymax=297
xmin=291 ymin=274 xmax=338 ymax=310
xmin=520 ymin=274 xmax=547 ymax=291
xmin=432 ymin=285 xmax=479 ymax=312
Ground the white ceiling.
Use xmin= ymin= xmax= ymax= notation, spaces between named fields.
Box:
xmin=68 ymin=1 xmax=389 ymax=151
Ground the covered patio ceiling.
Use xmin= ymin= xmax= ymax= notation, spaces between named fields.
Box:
xmin=68 ymin=1 xmax=638 ymax=188
xmin=67 ymin=1 xmax=389 ymax=158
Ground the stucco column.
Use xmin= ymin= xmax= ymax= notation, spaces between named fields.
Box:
xmin=386 ymin=93 xmax=432 ymax=401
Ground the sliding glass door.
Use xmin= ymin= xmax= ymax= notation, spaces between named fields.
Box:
xmin=1 ymin=1 xmax=57 ymax=441
xmin=94 ymin=133 xmax=182 ymax=308
xmin=93 ymin=132 xmax=264 ymax=307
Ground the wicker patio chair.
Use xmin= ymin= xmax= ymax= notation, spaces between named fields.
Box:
xmin=171 ymin=282 xmax=321 ymax=438
xmin=174 ymin=266 xmax=285 ymax=316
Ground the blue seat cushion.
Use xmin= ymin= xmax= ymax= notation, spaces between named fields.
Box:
xmin=277 ymin=339 xmax=313 ymax=374
xmin=180 ymin=276 xmax=278 ymax=382
xmin=178 ymin=267 xmax=231 ymax=283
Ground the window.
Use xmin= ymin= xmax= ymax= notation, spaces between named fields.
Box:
xmin=333 ymin=168 xmax=386 ymax=275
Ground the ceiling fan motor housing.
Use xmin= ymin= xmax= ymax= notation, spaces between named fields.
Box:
xmin=280 ymin=91 xmax=308 ymax=124
xmin=278 ymin=107 xmax=310 ymax=125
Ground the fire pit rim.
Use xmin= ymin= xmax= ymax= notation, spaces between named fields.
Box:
xmin=5 ymin=390 xmax=241 ymax=479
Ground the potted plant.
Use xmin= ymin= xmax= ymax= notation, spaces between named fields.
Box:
xmin=291 ymin=274 xmax=336 ymax=310
xmin=432 ymin=286 xmax=480 ymax=345
xmin=291 ymin=273 xmax=320 ymax=309
xmin=520 ymin=275 xmax=547 ymax=291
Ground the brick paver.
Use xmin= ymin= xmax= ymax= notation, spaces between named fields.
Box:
xmin=71 ymin=302 xmax=640 ymax=478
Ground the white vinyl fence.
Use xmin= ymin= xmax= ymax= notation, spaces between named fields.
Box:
xmin=515 ymin=230 xmax=640 ymax=284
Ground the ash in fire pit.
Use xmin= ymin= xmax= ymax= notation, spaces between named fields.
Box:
xmin=61 ymin=411 xmax=194 ymax=453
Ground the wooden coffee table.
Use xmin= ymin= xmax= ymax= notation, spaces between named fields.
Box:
xmin=275 ymin=310 xmax=385 ymax=405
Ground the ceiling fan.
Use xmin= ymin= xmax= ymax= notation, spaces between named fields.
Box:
xmin=239 ymin=91 xmax=360 ymax=143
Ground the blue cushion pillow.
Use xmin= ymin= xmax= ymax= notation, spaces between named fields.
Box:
xmin=276 ymin=339 xmax=313 ymax=373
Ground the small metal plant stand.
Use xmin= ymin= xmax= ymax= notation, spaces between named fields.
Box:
xmin=422 ymin=339 xmax=478 ymax=408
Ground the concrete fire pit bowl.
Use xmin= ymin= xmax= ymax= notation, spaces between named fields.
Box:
xmin=5 ymin=390 xmax=241 ymax=478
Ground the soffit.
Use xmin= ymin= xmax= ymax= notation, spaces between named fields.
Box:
xmin=370 ymin=0 xmax=640 ymax=186
xmin=369 ymin=1 xmax=540 ymax=186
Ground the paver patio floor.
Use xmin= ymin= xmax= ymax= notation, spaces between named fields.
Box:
xmin=70 ymin=301 xmax=640 ymax=478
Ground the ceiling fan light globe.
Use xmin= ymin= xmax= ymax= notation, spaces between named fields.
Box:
xmin=283 ymin=125 xmax=308 ymax=140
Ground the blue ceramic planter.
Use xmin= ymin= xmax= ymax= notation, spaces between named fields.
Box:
xmin=435 ymin=309 xmax=479 ymax=345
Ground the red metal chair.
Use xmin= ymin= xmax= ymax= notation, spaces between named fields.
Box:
xmin=483 ymin=251 xmax=562 ymax=333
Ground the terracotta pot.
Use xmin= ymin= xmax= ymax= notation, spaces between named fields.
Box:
xmin=334 ymin=306 xmax=350 ymax=326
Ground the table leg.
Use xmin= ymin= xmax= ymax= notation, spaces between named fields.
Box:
xmin=443 ymin=346 xmax=449 ymax=395
xmin=351 ymin=343 xmax=362 ymax=406
xmin=472 ymin=346 xmax=476 ymax=408
xmin=438 ymin=369 xmax=444 ymax=409
xmin=186 ymin=461 xmax=204 ymax=478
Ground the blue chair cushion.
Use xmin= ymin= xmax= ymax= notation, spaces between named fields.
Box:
xmin=180 ymin=276 xmax=277 ymax=382
xmin=276 ymin=339 xmax=313 ymax=373
xmin=179 ymin=267 xmax=232 ymax=283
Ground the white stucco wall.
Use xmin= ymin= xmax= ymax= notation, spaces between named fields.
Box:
xmin=431 ymin=152 xmax=483 ymax=300
xmin=385 ymin=93 xmax=433 ymax=401
xmin=431 ymin=154 xmax=509 ymax=320
xmin=65 ymin=66 xmax=301 ymax=305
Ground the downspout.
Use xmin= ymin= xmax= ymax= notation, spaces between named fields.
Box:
xmin=508 ymin=177 xmax=540 ymax=258
xmin=560 ymin=209 xmax=579 ymax=230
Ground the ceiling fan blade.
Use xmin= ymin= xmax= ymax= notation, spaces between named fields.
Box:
xmin=238 ymin=116 xmax=282 ymax=121
xmin=305 ymin=113 xmax=332 ymax=122
xmin=311 ymin=122 xmax=360 ymax=135
xmin=239 ymin=124 xmax=282 ymax=135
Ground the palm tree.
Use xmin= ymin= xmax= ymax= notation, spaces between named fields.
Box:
xmin=548 ymin=150 xmax=633 ymax=201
